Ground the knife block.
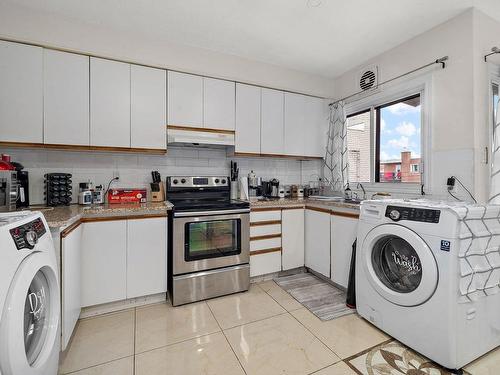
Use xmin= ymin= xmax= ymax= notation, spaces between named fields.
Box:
xmin=150 ymin=182 xmax=165 ymax=202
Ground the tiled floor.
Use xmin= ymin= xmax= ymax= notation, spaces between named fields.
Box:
xmin=59 ymin=281 xmax=500 ymax=375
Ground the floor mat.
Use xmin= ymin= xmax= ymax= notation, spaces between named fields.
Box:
xmin=345 ymin=340 xmax=470 ymax=375
xmin=274 ymin=272 xmax=354 ymax=321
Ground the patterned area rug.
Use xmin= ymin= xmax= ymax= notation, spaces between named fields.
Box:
xmin=274 ymin=272 xmax=354 ymax=321
xmin=345 ymin=340 xmax=470 ymax=375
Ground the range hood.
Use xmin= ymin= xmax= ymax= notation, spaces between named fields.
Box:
xmin=167 ymin=127 xmax=235 ymax=146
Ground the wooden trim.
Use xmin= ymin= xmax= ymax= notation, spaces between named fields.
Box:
xmin=80 ymin=213 xmax=167 ymax=223
xmin=250 ymin=207 xmax=282 ymax=212
xmin=233 ymin=152 xmax=322 ymax=161
xmin=167 ymin=125 xmax=235 ymax=135
xmin=0 ymin=142 xmax=167 ymax=155
xmin=250 ymin=233 xmax=281 ymax=241
xmin=306 ymin=206 xmax=333 ymax=214
xmin=330 ymin=211 xmax=360 ymax=219
xmin=281 ymin=205 xmax=305 ymax=210
xmin=250 ymin=220 xmax=281 ymax=227
xmin=250 ymin=247 xmax=282 ymax=256
xmin=60 ymin=220 xmax=81 ymax=238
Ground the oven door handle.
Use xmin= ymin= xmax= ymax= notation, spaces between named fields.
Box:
xmin=173 ymin=208 xmax=250 ymax=217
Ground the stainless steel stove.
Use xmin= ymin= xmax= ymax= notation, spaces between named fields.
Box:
xmin=167 ymin=176 xmax=250 ymax=306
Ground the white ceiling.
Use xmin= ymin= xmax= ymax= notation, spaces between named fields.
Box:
xmin=3 ymin=0 xmax=500 ymax=78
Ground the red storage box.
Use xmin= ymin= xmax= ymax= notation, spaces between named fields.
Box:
xmin=107 ymin=188 xmax=147 ymax=204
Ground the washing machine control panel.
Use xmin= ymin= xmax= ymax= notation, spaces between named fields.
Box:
xmin=385 ymin=205 xmax=440 ymax=223
xmin=9 ymin=218 xmax=46 ymax=250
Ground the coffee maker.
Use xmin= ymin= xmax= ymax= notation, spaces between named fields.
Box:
xmin=247 ymin=171 xmax=262 ymax=198
xmin=10 ymin=161 xmax=29 ymax=208
xmin=262 ymin=178 xmax=280 ymax=198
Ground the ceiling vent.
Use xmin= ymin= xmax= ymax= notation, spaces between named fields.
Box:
xmin=357 ymin=65 xmax=379 ymax=91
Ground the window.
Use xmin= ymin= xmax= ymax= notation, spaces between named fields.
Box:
xmin=346 ymin=94 xmax=422 ymax=185
xmin=346 ymin=110 xmax=371 ymax=183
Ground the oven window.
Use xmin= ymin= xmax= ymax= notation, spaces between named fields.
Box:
xmin=185 ymin=219 xmax=241 ymax=261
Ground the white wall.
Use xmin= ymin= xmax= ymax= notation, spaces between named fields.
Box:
xmin=333 ymin=9 xmax=477 ymax=200
xmin=3 ymin=147 xmax=322 ymax=205
xmin=472 ymin=10 xmax=500 ymax=202
xmin=0 ymin=2 xmax=334 ymax=98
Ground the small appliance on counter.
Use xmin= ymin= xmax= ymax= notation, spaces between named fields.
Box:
xmin=262 ymin=178 xmax=280 ymax=198
xmin=247 ymin=171 xmax=262 ymax=198
xmin=0 ymin=170 xmax=17 ymax=212
xmin=150 ymin=171 xmax=165 ymax=202
xmin=108 ymin=188 xmax=147 ymax=204
xmin=230 ymin=161 xmax=239 ymax=200
xmin=92 ymin=185 xmax=105 ymax=204
xmin=11 ymin=162 xmax=29 ymax=208
xmin=78 ymin=181 xmax=93 ymax=205
xmin=45 ymin=173 xmax=72 ymax=206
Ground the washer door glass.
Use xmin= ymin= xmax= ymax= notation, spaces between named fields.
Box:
xmin=24 ymin=269 xmax=50 ymax=365
xmin=371 ymin=235 xmax=422 ymax=293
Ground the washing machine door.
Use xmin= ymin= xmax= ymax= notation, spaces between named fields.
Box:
xmin=0 ymin=251 xmax=60 ymax=375
xmin=361 ymin=224 xmax=438 ymax=307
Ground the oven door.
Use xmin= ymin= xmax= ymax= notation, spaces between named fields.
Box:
xmin=173 ymin=210 xmax=250 ymax=275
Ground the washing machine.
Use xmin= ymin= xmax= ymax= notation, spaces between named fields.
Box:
xmin=0 ymin=211 xmax=60 ymax=375
xmin=356 ymin=199 xmax=500 ymax=370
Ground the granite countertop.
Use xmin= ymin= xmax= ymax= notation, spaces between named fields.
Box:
xmin=250 ymin=197 xmax=360 ymax=213
xmin=27 ymin=201 xmax=173 ymax=229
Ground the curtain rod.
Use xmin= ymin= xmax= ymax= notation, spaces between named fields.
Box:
xmin=329 ymin=56 xmax=449 ymax=106
xmin=484 ymin=47 xmax=500 ymax=62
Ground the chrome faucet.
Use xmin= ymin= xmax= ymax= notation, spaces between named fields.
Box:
xmin=357 ymin=182 xmax=366 ymax=200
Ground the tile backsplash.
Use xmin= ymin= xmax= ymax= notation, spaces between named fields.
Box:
xmin=3 ymin=146 xmax=323 ymax=205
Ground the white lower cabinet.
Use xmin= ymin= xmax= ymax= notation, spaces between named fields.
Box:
xmin=282 ymin=209 xmax=304 ymax=270
xmin=81 ymin=220 xmax=127 ymax=307
xmin=61 ymin=224 xmax=82 ymax=350
xmin=126 ymin=217 xmax=167 ymax=298
xmin=330 ymin=214 xmax=358 ymax=288
xmin=305 ymin=209 xmax=331 ymax=278
xmin=250 ymin=251 xmax=281 ymax=277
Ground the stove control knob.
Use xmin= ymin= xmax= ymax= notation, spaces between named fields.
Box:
xmin=389 ymin=210 xmax=401 ymax=221
xmin=221 ymin=179 xmax=226 ymax=184
xmin=181 ymin=178 xmax=186 ymax=184
xmin=25 ymin=230 xmax=38 ymax=248
xmin=173 ymin=179 xmax=178 ymax=184
xmin=215 ymin=178 xmax=220 ymax=183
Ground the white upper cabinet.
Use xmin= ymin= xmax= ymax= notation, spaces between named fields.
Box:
xmin=203 ymin=77 xmax=235 ymax=130
xmin=167 ymin=71 xmax=203 ymax=128
xmin=44 ymin=50 xmax=89 ymax=146
xmin=284 ymin=92 xmax=306 ymax=156
xmin=90 ymin=57 xmax=131 ymax=148
xmin=235 ymin=84 xmax=261 ymax=153
xmin=0 ymin=41 xmax=43 ymax=143
xmin=304 ymin=96 xmax=327 ymax=157
xmin=131 ymin=65 xmax=167 ymax=150
xmin=261 ymin=88 xmax=284 ymax=154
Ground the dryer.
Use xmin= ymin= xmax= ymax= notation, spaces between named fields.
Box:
xmin=0 ymin=211 xmax=60 ymax=375
xmin=356 ymin=199 xmax=500 ymax=370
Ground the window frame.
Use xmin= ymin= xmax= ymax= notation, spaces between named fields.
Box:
xmin=488 ymin=65 xmax=500 ymax=201
xmin=344 ymin=75 xmax=431 ymax=194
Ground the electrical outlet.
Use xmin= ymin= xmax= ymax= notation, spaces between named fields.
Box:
xmin=447 ymin=176 xmax=456 ymax=192
xmin=113 ymin=170 xmax=120 ymax=179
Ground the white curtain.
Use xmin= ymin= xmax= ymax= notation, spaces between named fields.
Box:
xmin=490 ymin=99 xmax=500 ymax=203
xmin=323 ymin=101 xmax=349 ymax=192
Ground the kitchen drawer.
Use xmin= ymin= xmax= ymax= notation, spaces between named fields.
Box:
xmin=250 ymin=210 xmax=281 ymax=223
xmin=250 ymin=224 xmax=281 ymax=238
xmin=250 ymin=251 xmax=281 ymax=277
xmin=250 ymin=236 xmax=281 ymax=252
